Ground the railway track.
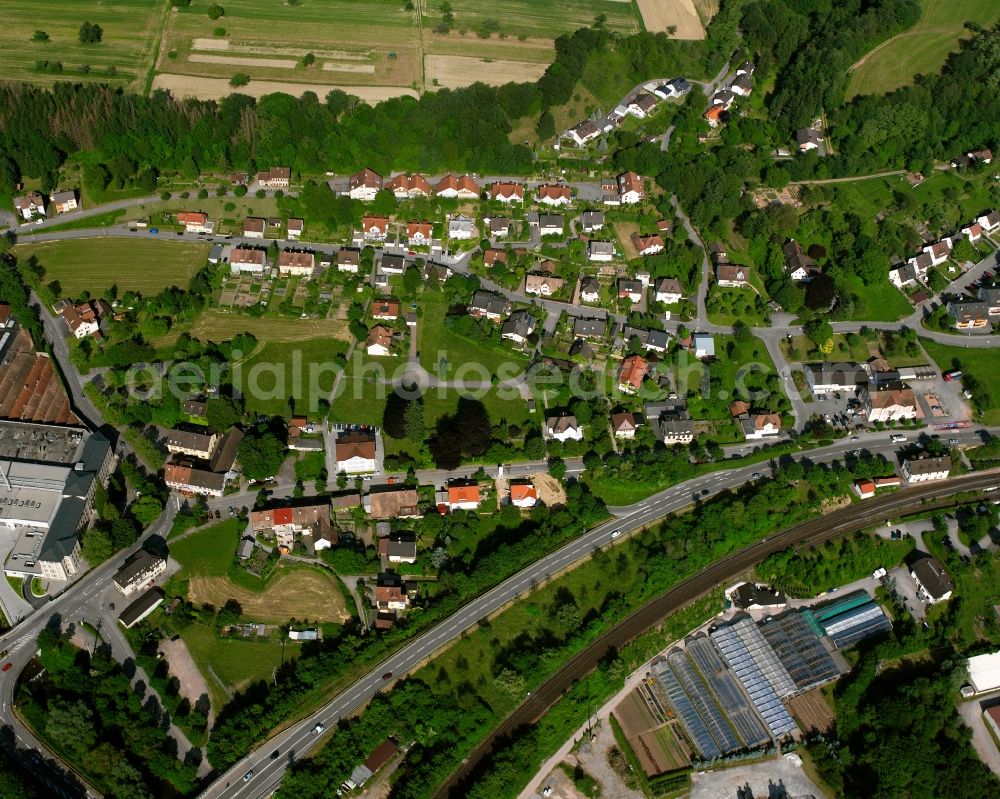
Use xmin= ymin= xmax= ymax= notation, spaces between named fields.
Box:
xmin=436 ymin=471 xmax=1000 ymax=798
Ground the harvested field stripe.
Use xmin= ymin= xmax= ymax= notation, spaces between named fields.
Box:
xmin=322 ymin=63 xmax=377 ymax=74
xmin=152 ymin=73 xmax=418 ymax=102
xmin=188 ymin=54 xmax=298 ymax=68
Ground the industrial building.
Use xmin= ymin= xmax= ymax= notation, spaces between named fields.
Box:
xmin=966 ymin=651 xmax=1000 ymax=695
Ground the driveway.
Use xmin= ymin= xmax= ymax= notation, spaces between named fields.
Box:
xmin=958 ymin=694 xmax=1000 ymax=776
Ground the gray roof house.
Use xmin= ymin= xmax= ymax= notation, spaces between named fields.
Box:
xmin=501 ymin=310 xmax=538 ymax=345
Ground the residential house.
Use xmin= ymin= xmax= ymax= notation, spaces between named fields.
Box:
xmin=536 ymin=213 xmax=564 ymax=236
xmin=366 ymin=325 xmax=394 ymax=356
xmin=379 ymin=254 xmax=406 ymax=275
xmin=489 ymin=182 xmax=524 ymax=203
xmin=905 ymin=251 xmax=934 ymax=283
xmin=229 ymin=248 xmax=267 ymax=275
xmin=632 ymin=233 xmax=665 ymax=256
xmin=636 ymin=270 xmax=651 ymax=287
xmin=500 ymin=310 xmax=537 ymax=346
xmin=716 ymin=264 xmax=752 ymax=288
xmin=277 ymin=250 xmax=315 ymax=277
xmin=923 ymin=239 xmax=953 ymax=266
xmin=654 ymin=277 xmax=684 ymax=304
xmin=545 ymin=414 xmax=584 ymax=442
xmin=704 ymin=106 xmax=725 ymax=127
xmin=611 ymin=411 xmax=639 ymax=439
xmin=796 ymin=128 xmax=824 ymax=153
xmin=337 ymin=248 xmax=360 ymax=273
xmin=536 ymin=184 xmax=572 ymax=206
xmin=348 ymin=168 xmax=383 ymax=201
xmin=730 ymin=74 xmax=753 ymax=97
xmin=618 ymin=279 xmax=644 ymax=303
xmin=435 ymin=174 xmax=480 ymax=199
xmin=950 ymin=300 xmax=990 ymax=329
xmin=901 ymin=453 xmax=951 ymax=484
xmin=961 ymin=221 xmax=983 ymax=242
xmin=805 ymin=363 xmax=867 ymax=394
xmin=178 ymin=211 xmax=213 ymax=234
xmin=484 ymin=248 xmax=508 ymax=267
xmin=469 ymin=291 xmax=510 ymax=322
xmin=287 ymin=218 xmax=304 ymax=239
xmin=889 ymin=262 xmax=921 ymax=289
xmin=60 ymin=301 xmax=103 ymax=339
xmin=509 ymin=482 xmax=537 ymax=508
xmin=51 ymin=190 xmax=78 ymax=213
xmin=362 ymin=215 xmax=390 ymax=241
xmin=405 ymin=221 xmax=434 ymax=244
xmin=447 ymin=481 xmax=481 ymax=510
xmin=386 ymin=173 xmax=432 ymax=198
xmin=372 ymin=299 xmax=400 ymax=320
xmin=708 ymin=242 xmax=728 ymax=264
xmin=652 ymin=78 xmax=690 ymax=99
xmin=646 ymin=401 xmax=694 ymax=445
xmin=736 ymin=60 xmax=755 ymax=76
xmin=741 ymin=412 xmax=781 ymax=440
xmin=979 ymin=287 xmax=1000 ymax=315
xmin=243 ymin=216 xmax=266 ymax=238
xmin=566 ymin=119 xmax=602 ymax=146
xmin=617 ymin=355 xmax=648 ymax=393
xmin=13 ymin=192 xmax=45 ymax=220
xmin=588 ymin=241 xmax=615 ymax=262
xmin=378 ymin=535 xmax=417 ymax=564
xmin=783 ymin=240 xmax=817 ymax=281
xmin=909 ymin=556 xmax=954 ymax=603
xmin=256 ymin=167 xmax=291 ymax=189
xmin=525 ymin=273 xmax=565 ymax=296
xmin=580 ymin=210 xmax=605 ymax=232
xmin=251 ymin=502 xmax=332 ymax=549
xmin=423 ymin=262 xmax=452 ymax=282
xmin=375 ymin=572 xmax=410 ymax=611
xmin=858 ymin=383 xmax=918 ymax=422
xmin=335 ymin=431 xmax=377 ymax=474
xmin=627 ymin=93 xmax=658 ymax=118
xmin=113 ymin=550 xmax=167 ymax=597
xmin=163 ymin=462 xmax=226 ymax=497
xmin=487 ymin=217 xmax=511 ymax=237
xmin=693 ymin=333 xmax=715 ymax=359
xmin=969 ymin=148 xmax=993 ymax=164
xmin=579 ymin=279 xmax=602 ymax=304
xmin=366 ymin=486 xmax=420 ymax=519
xmin=166 ymin=426 xmax=219 ymax=460
xmin=618 ymin=172 xmax=645 ymax=204
xmin=574 ymin=317 xmax=605 ymax=339
xmin=711 ymin=89 xmax=736 ymax=109
xmin=448 ymin=215 xmax=475 ymax=240
xmin=976 ymin=211 xmax=1000 ymax=233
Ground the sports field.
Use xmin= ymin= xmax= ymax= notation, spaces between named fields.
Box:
xmin=847 ymin=0 xmax=1000 ymax=96
xmin=13 ymin=238 xmax=209 ymax=296
xmin=0 ymin=0 xmax=165 ymax=91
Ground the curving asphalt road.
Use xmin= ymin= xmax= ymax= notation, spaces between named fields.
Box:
xmin=196 ymin=426 xmax=992 ymax=799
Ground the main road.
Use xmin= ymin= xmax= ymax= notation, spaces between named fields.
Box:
xmin=198 ymin=425 xmax=992 ymax=799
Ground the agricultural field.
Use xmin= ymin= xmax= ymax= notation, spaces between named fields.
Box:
xmin=13 ymin=237 xmax=209 ymax=296
xmin=635 ymin=0 xmax=706 ymax=39
xmin=847 ymin=0 xmax=1000 ymax=97
xmin=424 ymin=54 xmax=547 ymax=89
xmin=424 ymin=0 xmax=639 ymax=40
xmin=0 ymin=0 xmax=165 ymax=91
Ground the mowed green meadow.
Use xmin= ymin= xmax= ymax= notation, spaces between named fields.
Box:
xmin=14 ymin=238 xmax=209 ymax=296
xmin=0 ymin=0 xmax=165 ymax=90
xmin=847 ymin=0 xmax=1000 ymax=96
xmin=425 ymin=0 xmax=640 ymax=39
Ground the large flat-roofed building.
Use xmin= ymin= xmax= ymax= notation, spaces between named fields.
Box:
xmin=2 ymin=427 xmax=116 ymax=582
xmin=966 ymin=651 xmax=1000 ymax=695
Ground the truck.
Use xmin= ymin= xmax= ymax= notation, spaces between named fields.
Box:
xmin=943 ymin=369 xmax=963 ymax=381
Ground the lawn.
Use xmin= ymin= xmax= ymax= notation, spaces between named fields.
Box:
xmin=181 ymin=621 xmax=287 ymax=707
xmin=920 ymin=338 xmax=1000 ymax=423
xmin=705 ymin=285 xmax=769 ymax=326
xmin=0 ymin=0 xmax=164 ymax=91
xmin=847 ymin=0 xmax=1000 ymax=97
xmin=417 ymin=296 xmax=531 ymax=377
xmin=13 ymin=237 xmax=209 ymax=296
xmin=169 ymin=519 xmax=242 ymax=577
xmin=781 ymin=333 xmax=872 ymax=363
xmin=236 ymin=336 xmax=351 ymax=417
